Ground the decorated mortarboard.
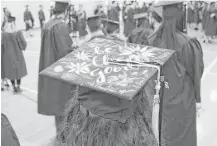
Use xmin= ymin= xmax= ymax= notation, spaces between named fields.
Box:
xmin=133 ymin=12 xmax=148 ymax=19
xmin=53 ymin=0 xmax=70 ymax=13
xmin=40 ymin=38 xmax=174 ymax=101
xmin=40 ymin=38 xmax=175 ymax=143
xmin=154 ymin=1 xmax=183 ymax=7
xmin=102 ymin=19 xmax=119 ymax=33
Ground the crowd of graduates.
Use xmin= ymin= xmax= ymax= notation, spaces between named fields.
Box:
xmin=0 ymin=0 xmax=213 ymax=146
xmin=187 ymin=1 xmax=217 ymax=43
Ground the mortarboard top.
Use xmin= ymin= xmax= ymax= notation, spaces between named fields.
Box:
xmin=53 ymin=0 xmax=70 ymax=13
xmin=154 ymin=1 xmax=182 ymax=7
xmin=40 ymin=38 xmax=174 ymax=101
xmin=133 ymin=12 xmax=148 ymax=20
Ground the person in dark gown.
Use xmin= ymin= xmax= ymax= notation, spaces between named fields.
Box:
xmin=187 ymin=2 xmax=194 ymax=28
xmin=102 ymin=19 xmax=122 ymax=41
xmin=2 ymin=16 xmax=27 ymax=93
xmin=124 ymin=2 xmax=136 ymax=37
xmin=147 ymin=2 xmax=204 ymax=146
xmin=204 ymin=2 xmax=217 ymax=43
xmin=77 ymin=4 xmax=88 ymax=38
xmin=107 ymin=1 xmax=120 ymax=22
xmin=140 ymin=2 xmax=148 ymax=13
xmin=176 ymin=3 xmax=187 ymax=33
xmin=38 ymin=5 xmax=46 ymax=29
xmin=1 ymin=114 xmax=20 ymax=146
xmin=38 ymin=0 xmax=74 ymax=133
xmin=86 ymin=14 xmax=106 ymax=40
xmin=134 ymin=1 xmax=141 ymax=14
xmin=24 ymin=5 xmax=34 ymax=37
xmin=128 ymin=12 xmax=153 ymax=45
xmin=68 ymin=4 xmax=78 ymax=38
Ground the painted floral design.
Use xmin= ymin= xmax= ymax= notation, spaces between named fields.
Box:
xmin=107 ymin=72 xmax=140 ymax=87
xmin=74 ymin=51 xmax=91 ymax=61
xmin=120 ymin=45 xmax=155 ymax=62
xmin=53 ymin=65 xmax=64 ymax=73
xmin=66 ymin=62 xmax=90 ymax=74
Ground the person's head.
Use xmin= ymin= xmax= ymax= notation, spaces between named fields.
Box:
xmin=112 ymin=1 xmax=117 ymax=7
xmin=79 ymin=4 xmax=83 ymax=10
xmin=103 ymin=19 xmax=119 ymax=35
xmin=70 ymin=4 xmax=74 ymax=11
xmin=3 ymin=7 xmax=8 ymax=13
xmin=53 ymin=0 xmax=70 ymax=18
xmin=39 ymin=5 xmax=43 ymax=10
xmin=134 ymin=13 xmax=149 ymax=28
xmin=87 ymin=15 xmax=103 ymax=32
xmin=99 ymin=5 xmax=104 ymax=11
xmin=25 ymin=5 xmax=29 ymax=11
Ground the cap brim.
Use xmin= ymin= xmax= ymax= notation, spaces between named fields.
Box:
xmin=133 ymin=13 xmax=148 ymax=19
xmin=102 ymin=19 xmax=119 ymax=24
xmin=154 ymin=1 xmax=182 ymax=7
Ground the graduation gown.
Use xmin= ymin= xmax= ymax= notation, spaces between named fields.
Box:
xmin=108 ymin=7 xmax=119 ymax=22
xmin=1 ymin=114 xmax=20 ymax=146
xmin=1 ymin=31 xmax=27 ymax=80
xmin=124 ymin=7 xmax=136 ymax=37
xmin=77 ymin=10 xmax=88 ymax=37
xmin=148 ymin=19 xmax=204 ymax=146
xmin=24 ymin=10 xmax=34 ymax=27
xmin=128 ymin=27 xmax=153 ymax=45
xmin=38 ymin=10 xmax=45 ymax=21
xmin=38 ymin=18 xmax=74 ymax=116
xmin=205 ymin=9 xmax=217 ymax=36
xmin=187 ymin=6 xmax=194 ymax=23
xmin=202 ymin=7 xmax=209 ymax=30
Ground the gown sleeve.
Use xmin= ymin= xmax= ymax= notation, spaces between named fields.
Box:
xmin=182 ymin=38 xmax=204 ymax=103
xmin=53 ymin=22 xmax=74 ymax=59
xmin=16 ymin=31 xmax=27 ymax=51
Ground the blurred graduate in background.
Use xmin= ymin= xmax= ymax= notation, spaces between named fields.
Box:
xmin=148 ymin=1 xmax=204 ymax=146
xmin=128 ymin=12 xmax=153 ymax=45
xmin=1 ymin=15 xmax=27 ymax=93
xmin=38 ymin=0 xmax=74 ymax=133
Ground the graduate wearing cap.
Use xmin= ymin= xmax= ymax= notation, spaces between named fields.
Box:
xmin=127 ymin=12 xmax=153 ymax=45
xmin=102 ymin=19 xmax=122 ymax=41
xmin=38 ymin=0 xmax=74 ymax=131
xmin=204 ymin=2 xmax=217 ymax=43
xmin=107 ymin=1 xmax=120 ymax=22
xmin=148 ymin=2 xmax=204 ymax=146
xmin=124 ymin=2 xmax=136 ymax=37
xmin=86 ymin=14 xmax=106 ymax=40
xmin=23 ymin=5 xmax=34 ymax=37
xmin=38 ymin=5 xmax=45 ymax=29
xmin=77 ymin=4 xmax=88 ymax=38
xmin=2 ymin=16 xmax=27 ymax=93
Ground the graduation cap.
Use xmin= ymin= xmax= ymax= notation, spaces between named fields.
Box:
xmin=134 ymin=13 xmax=149 ymax=27
xmin=53 ymin=0 xmax=70 ymax=14
xmin=87 ymin=14 xmax=103 ymax=32
xmin=102 ymin=19 xmax=119 ymax=34
xmin=39 ymin=37 xmax=175 ymax=125
xmin=154 ymin=1 xmax=182 ymax=7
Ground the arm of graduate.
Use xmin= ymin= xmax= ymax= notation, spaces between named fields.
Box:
xmin=53 ymin=22 xmax=74 ymax=58
xmin=182 ymin=38 xmax=204 ymax=103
